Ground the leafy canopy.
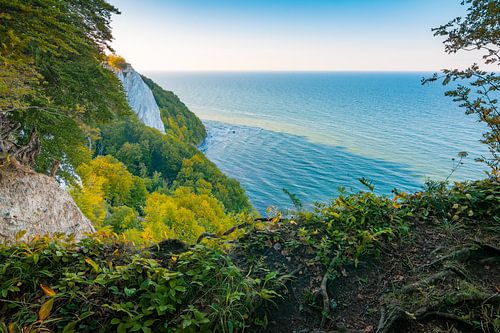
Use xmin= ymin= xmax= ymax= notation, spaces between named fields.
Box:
xmin=424 ymin=0 xmax=500 ymax=174
xmin=0 ymin=0 xmax=128 ymax=172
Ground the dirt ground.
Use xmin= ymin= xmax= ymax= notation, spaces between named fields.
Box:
xmin=237 ymin=217 xmax=499 ymax=333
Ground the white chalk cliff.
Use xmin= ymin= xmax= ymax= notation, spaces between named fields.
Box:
xmin=0 ymin=169 xmax=95 ymax=242
xmin=115 ymin=64 xmax=165 ymax=133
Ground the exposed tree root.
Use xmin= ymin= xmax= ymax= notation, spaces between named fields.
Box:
xmin=196 ymin=218 xmax=283 ymax=243
xmin=418 ymin=242 xmax=500 ymax=271
xmin=376 ymin=237 xmax=500 ymax=333
xmin=320 ymin=273 xmax=330 ymax=326
xmin=417 ymin=244 xmax=480 ymax=270
xmin=376 ymin=291 xmax=500 ymax=332
xmin=376 ymin=306 xmax=409 ymax=333
xmin=400 ymin=269 xmax=456 ymax=293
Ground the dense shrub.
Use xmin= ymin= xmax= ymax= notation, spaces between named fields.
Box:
xmin=0 ymin=234 xmax=281 ymax=333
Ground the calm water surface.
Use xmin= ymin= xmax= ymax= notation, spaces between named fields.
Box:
xmin=145 ymin=72 xmax=488 ymax=212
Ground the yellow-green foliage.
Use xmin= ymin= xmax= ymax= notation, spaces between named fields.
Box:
xmin=107 ymin=54 xmax=128 ymax=70
xmin=126 ymin=188 xmax=236 ymax=245
xmin=76 ymin=156 xmax=141 ymax=206
xmin=71 ymin=156 xmax=147 ymax=227
xmin=99 ymin=117 xmax=252 ymax=214
xmin=174 ymin=153 xmax=251 ymax=213
xmin=70 ymin=169 xmax=107 ymax=226
xmin=72 ymin=156 xmax=238 ymax=245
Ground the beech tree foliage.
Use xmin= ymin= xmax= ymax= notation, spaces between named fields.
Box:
xmin=71 ymin=155 xmax=239 ymax=245
xmin=424 ymin=0 xmax=500 ymax=175
xmin=0 ymin=0 xmax=128 ymax=172
xmin=98 ymin=114 xmax=252 ymax=213
xmin=1 ymin=0 xmax=252 ymax=245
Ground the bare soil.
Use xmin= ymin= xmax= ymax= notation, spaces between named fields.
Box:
xmin=237 ymin=218 xmax=499 ymax=333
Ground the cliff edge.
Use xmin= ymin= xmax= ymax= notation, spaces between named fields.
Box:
xmin=0 ymin=169 xmax=95 ymax=242
xmin=115 ymin=64 xmax=166 ymax=133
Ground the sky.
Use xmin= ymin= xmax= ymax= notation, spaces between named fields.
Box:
xmin=108 ymin=0 xmax=484 ymax=72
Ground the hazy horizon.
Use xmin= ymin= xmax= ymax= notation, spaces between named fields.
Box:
xmin=109 ymin=0 xmax=492 ymax=72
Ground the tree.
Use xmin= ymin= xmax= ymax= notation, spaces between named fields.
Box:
xmin=174 ymin=153 xmax=252 ymax=213
xmin=424 ymin=0 xmax=499 ymax=175
xmin=75 ymin=155 xmax=147 ymax=209
xmin=99 ymin=117 xmax=252 ymax=213
xmin=71 ymin=156 xmax=147 ymax=226
xmin=103 ymin=206 xmax=140 ymax=233
xmin=141 ymin=189 xmax=235 ymax=244
xmin=0 ymin=0 xmax=128 ymax=174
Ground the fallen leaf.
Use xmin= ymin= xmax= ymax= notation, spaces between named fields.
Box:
xmin=40 ymin=284 xmax=56 ymax=297
xmin=39 ymin=298 xmax=54 ymax=321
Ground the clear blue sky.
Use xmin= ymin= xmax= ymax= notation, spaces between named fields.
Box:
xmin=109 ymin=0 xmax=483 ymax=71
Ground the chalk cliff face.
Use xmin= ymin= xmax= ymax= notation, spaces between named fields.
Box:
xmin=115 ymin=64 xmax=165 ymax=133
xmin=0 ymin=169 xmax=95 ymax=242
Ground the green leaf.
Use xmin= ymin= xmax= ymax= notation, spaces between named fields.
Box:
xmin=117 ymin=323 xmax=127 ymax=333
xmin=130 ymin=322 xmax=142 ymax=331
xmin=264 ymin=271 xmax=277 ymax=282
xmin=182 ymin=319 xmax=192 ymax=328
xmin=79 ymin=311 xmax=94 ymax=320
xmin=175 ymin=286 xmax=186 ymax=292
xmin=144 ymin=319 xmax=156 ymax=327
xmin=110 ymin=318 xmax=121 ymax=325
xmin=62 ymin=321 xmax=77 ymax=333
xmin=124 ymin=287 xmax=136 ymax=297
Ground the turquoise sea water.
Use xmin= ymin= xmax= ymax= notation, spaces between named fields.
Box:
xmin=146 ymin=72 xmax=488 ymax=213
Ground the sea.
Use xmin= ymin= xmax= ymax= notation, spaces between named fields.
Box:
xmin=145 ymin=71 xmax=488 ymax=213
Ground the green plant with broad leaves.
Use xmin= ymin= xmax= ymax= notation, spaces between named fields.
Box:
xmin=0 ymin=232 xmax=281 ymax=333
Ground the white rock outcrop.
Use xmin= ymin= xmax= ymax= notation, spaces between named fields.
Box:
xmin=0 ymin=170 xmax=95 ymax=242
xmin=116 ymin=64 xmax=165 ymax=133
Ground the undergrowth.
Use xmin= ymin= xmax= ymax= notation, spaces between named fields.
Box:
xmin=0 ymin=233 xmax=282 ymax=333
xmin=0 ymin=178 xmax=498 ymax=332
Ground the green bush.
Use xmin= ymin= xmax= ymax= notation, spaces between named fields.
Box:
xmin=0 ymin=233 xmax=281 ymax=333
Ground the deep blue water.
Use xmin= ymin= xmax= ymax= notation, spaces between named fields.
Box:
xmin=145 ymin=71 xmax=488 ymax=213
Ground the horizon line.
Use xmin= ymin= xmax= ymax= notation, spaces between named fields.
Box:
xmin=140 ymin=69 xmax=443 ymax=73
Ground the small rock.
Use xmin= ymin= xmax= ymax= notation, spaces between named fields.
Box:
xmin=273 ymin=243 xmax=282 ymax=251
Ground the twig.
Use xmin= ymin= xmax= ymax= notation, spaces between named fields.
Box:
xmin=376 ymin=307 xmax=386 ymax=333
xmin=320 ymin=273 xmax=330 ymax=326
xmin=196 ymin=218 xmax=281 ymax=243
